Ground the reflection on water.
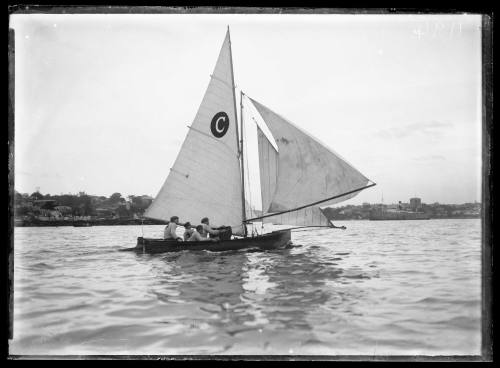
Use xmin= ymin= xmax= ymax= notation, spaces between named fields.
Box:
xmin=138 ymin=247 xmax=355 ymax=354
xmin=10 ymin=220 xmax=481 ymax=355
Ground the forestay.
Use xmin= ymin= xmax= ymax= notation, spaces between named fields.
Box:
xmin=250 ymin=97 xmax=371 ymax=226
xmin=145 ymin=30 xmax=244 ymax=235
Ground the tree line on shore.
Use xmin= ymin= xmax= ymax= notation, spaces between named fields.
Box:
xmin=14 ymin=190 xmax=152 ymax=219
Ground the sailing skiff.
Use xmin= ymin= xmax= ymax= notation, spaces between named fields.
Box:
xmin=123 ymin=27 xmax=375 ymax=254
xmin=120 ymin=230 xmax=291 ymax=253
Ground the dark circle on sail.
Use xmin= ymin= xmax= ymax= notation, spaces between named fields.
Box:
xmin=210 ymin=112 xmax=230 ymax=138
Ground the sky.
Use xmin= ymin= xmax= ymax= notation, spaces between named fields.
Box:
xmin=10 ymin=13 xmax=483 ymax=207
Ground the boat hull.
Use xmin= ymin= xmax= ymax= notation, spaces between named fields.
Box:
xmin=124 ymin=230 xmax=292 ymax=254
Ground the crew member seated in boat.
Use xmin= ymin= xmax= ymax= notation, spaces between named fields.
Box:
xmin=200 ymin=217 xmax=220 ymax=240
xmin=183 ymin=222 xmax=194 ymax=241
xmin=162 ymin=220 xmax=170 ymax=237
xmin=164 ymin=216 xmax=183 ymax=241
xmin=200 ymin=217 xmax=233 ymax=240
xmin=187 ymin=225 xmax=212 ymax=242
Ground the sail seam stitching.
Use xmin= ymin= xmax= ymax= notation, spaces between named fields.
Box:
xmin=187 ymin=126 xmax=239 ymax=158
xmin=210 ymin=74 xmax=234 ymax=90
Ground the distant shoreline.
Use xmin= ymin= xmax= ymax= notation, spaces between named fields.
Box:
xmin=13 ymin=216 xmax=480 ymax=227
xmin=334 ymin=216 xmax=480 ymax=221
xmin=14 ymin=218 xmax=168 ymax=227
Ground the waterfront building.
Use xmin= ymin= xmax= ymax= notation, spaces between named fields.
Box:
xmin=410 ymin=197 xmax=422 ymax=212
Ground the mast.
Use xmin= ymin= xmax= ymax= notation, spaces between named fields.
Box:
xmin=240 ymin=90 xmax=247 ymax=234
xmin=227 ymin=26 xmax=247 ymax=236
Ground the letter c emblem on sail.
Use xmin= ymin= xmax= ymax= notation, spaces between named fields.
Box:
xmin=210 ymin=112 xmax=230 ymax=138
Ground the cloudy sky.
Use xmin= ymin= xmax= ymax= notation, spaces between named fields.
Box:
xmin=11 ymin=13 xmax=482 ymax=207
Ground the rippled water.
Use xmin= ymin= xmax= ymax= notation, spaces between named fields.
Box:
xmin=9 ymin=219 xmax=481 ymax=356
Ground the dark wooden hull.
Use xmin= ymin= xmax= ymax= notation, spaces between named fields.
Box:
xmin=121 ymin=230 xmax=292 ymax=254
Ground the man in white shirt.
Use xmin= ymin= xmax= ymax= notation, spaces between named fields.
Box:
xmin=183 ymin=222 xmax=194 ymax=241
xmin=164 ymin=216 xmax=183 ymax=241
xmin=187 ymin=225 xmax=212 ymax=242
xmin=200 ymin=217 xmax=220 ymax=239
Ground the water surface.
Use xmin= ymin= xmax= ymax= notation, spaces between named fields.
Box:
xmin=10 ymin=219 xmax=481 ymax=355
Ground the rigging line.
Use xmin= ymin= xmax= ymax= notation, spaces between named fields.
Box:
xmin=237 ymin=91 xmax=248 ymax=237
xmin=244 ymin=182 xmax=377 ymax=222
xmin=290 ymin=226 xmax=335 ymax=232
xmin=288 ymin=225 xmax=333 ymax=230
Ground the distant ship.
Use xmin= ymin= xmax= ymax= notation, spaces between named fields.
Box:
xmin=72 ymin=220 xmax=93 ymax=227
xmin=369 ymin=208 xmax=430 ymax=221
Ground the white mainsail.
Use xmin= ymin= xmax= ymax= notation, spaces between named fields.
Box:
xmin=145 ymin=30 xmax=244 ymax=235
xmin=249 ymin=97 xmax=371 ymax=227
